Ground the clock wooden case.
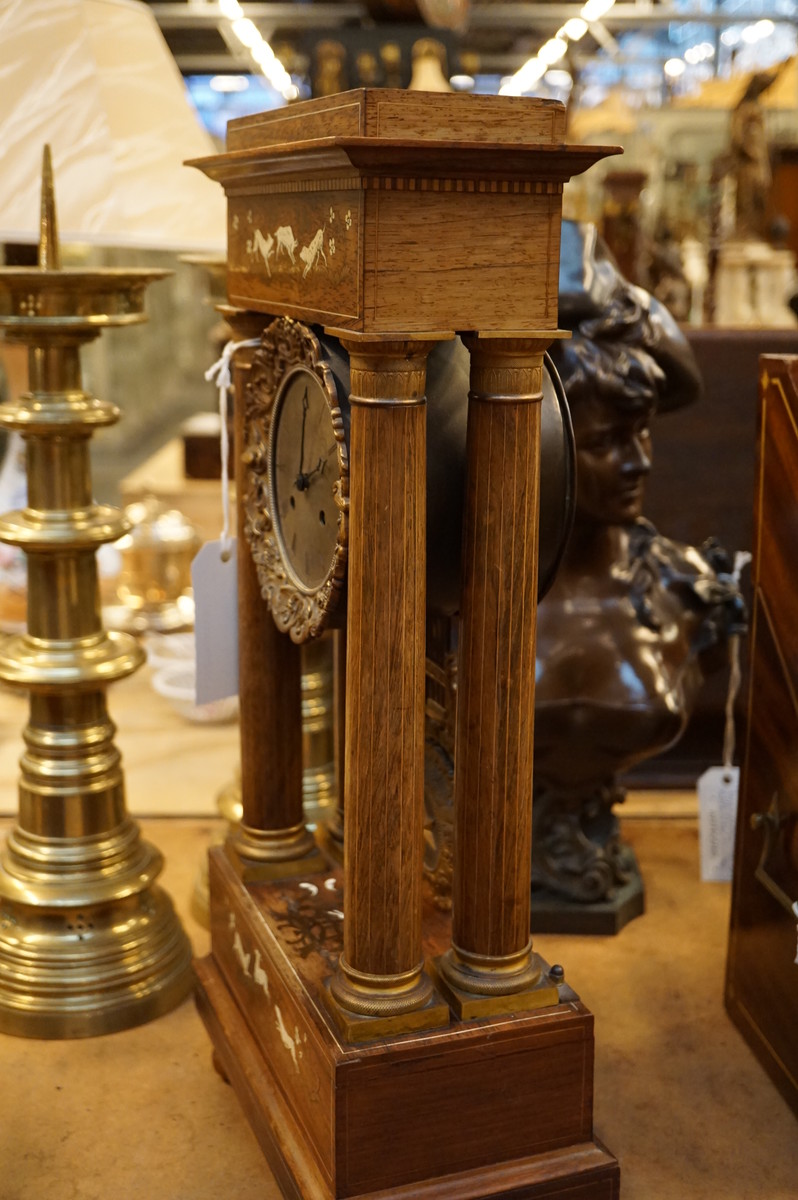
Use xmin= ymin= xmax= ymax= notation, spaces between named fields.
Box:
xmin=191 ymin=89 xmax=621 ymax=1199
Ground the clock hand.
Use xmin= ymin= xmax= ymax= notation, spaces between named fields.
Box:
xmin=295 ymin=387 xmax=309 ymax=489
xmin=302 ymin=456 xmax=325 ymax=486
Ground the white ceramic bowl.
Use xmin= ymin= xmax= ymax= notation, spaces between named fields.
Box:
xmin=151 ymin=662 xmax=238 ymax=725
xmin=144 ymin=631 xmax=196 ymax=672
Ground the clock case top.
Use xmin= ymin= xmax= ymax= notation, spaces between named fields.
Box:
xmin=190 ymin=89 xmax=620 ymax=335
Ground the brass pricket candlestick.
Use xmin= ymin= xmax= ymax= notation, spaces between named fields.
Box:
xmin=0 ymin=148 xmax=192 ymax=1038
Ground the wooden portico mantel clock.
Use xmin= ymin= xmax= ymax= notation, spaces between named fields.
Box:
xmin=190 ymin=89 xmax=621 ymax=1200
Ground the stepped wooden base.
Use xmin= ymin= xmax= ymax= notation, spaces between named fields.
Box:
xmin=196 ymin=847 xmax=620 ymax=1200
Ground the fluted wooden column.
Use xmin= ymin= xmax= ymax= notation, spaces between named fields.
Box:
xmin=439 ymin=333 xmax=559 ymax=1014
xmin=227 ymin=313 xmax=324 ymax=879
xmin=325 ymin=628 xmax=346 ymax=855
xmin=328 ymin=334 xmax=449 ymax=1035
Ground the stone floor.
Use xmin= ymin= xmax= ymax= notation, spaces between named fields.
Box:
xmin=0 ymin=812 xmax=796 ymax=1199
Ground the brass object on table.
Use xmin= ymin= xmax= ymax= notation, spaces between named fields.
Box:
xmin=114 ymin=496 xmax=200 ymax=632
xmin=0 ymin=148 xmax=192 ymax=1038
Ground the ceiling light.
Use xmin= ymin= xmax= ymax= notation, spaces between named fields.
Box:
xmin=561 ymin=18 xmax=588 ymax=40
xmin=538 ymin=37 xmax=568 ymax=65
xmin=664 ymin=57 xmax=686 ymax=77
xmin=209 ymin=75 xmax=249 ymax=93
xmin=251 ymin=41 xmax=275 ymax=66
xmin=581 ymin=0 xmax=615 ymax=23
xmin=218 ymin=0 xmax=243 ymax=19
xmin=231 ymin=17 xmax=260 ymax=49
xmin=499 ymin=56 xmax=546 ymax=95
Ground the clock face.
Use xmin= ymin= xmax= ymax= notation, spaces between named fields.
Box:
xmin=269 ymin=366 xmax=341 ymax=593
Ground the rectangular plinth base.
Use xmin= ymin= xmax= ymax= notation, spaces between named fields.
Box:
xmin=197 ymin=846 xmax=620 ymax=1200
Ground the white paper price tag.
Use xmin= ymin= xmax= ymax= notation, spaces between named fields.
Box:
xmin=191 ymin=539 xmax=238 ymax=704
xmin=698 ymin=766 xmax=739 ymax=882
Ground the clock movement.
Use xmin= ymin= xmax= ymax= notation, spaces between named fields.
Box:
xmin=190 ymin=89 xmax=621 ymax=1199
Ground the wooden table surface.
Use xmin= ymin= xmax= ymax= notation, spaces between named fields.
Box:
xmin=0 ymin=806 xmax=795 ymax=1198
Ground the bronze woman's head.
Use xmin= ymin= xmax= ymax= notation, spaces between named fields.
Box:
xmin=551 ymin=222 xmax=702 ymax=526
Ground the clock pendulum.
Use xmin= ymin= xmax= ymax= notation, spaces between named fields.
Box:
xmin=191 ymin=89 xmax=623 ymax=1197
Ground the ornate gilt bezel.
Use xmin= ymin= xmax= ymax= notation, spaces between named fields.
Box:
xmin=242 ymin=317 xmax=349 ymax=644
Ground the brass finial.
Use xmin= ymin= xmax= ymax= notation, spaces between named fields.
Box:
xmin=38 ymin=144 xmax=61 ymax=271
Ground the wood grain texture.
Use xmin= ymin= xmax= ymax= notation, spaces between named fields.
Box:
xmin=331 ymin=628 xmax=347 ymax=846
xmin=337 ymin=340 xmax=431 ymax=984
xmin=232 ymin=326 xmax=305 ymax=834
xmin=194 ymin=954 xmax=329 ymax=1200
xmin=194 ymin=89 xmax=618 ymax=336
xmin=451 ymin=340 xmax=546 ymax=966
xmin=750 ymin=357 xmax=798 ymax=700
xmin=725 ymin=353 xmax=798 ymax=1116
xmin=226 ymin=90 xmax=567 ymax=153
xmin=207 ymin=851 xmax=337 ymax=1186
xmin=364 ymin=189 xmax=562 ymax=334
xmin=198 ymin=846 xmax=617 ymax=1199
xmin=196 ymin=942 xmax=617 ymax=1199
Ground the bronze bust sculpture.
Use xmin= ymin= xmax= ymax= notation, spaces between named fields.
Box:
xmin=422 ymin=222 xmax=745 ymax=932
xmin=531 ymin=222 xmax=746 ymax=929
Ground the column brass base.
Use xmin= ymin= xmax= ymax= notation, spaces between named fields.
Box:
xmin=323 ymin=979 xmax=450 ymax=1044
xmin=326 ymin=956 xmax=449 ymax=1042
xmin=225 ymin=824 xmax=327 ymax=884
xmin=430 ymin=955 xmax=562 ymax=1020
xmin=435 ymin=942 xmax=561 ymax=1019
xmin=0 ymin=824 xmax=192 ymax=1039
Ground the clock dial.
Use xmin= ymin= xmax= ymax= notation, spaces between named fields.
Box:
xmin=243 ymin=318 xmax=348 ymax=642
xmin=269 ymin=366 xmax=341 ymax=592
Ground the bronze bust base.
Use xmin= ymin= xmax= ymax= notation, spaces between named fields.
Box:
xmin=529 ymin=782 xmax=646 ymax=934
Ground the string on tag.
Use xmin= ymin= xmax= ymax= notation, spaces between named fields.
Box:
xmin=204 ymin=338 xmax=260 ymax=561
xmin=722 ymin=550 xmax=752 ymax=778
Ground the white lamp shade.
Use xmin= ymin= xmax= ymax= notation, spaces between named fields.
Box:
xmin=0 ymin=0 xmax=227 ymax=252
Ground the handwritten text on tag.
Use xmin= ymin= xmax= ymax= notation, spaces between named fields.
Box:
xmin=698 ymin=765 xmax=739 ymax=883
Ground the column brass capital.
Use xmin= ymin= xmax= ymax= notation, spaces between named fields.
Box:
xmin=462 ymin=330 xmax=569 ymax=405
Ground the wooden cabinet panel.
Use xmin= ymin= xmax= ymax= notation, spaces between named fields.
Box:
xmin=725 ymin=353 xmax=798 ymax=1116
